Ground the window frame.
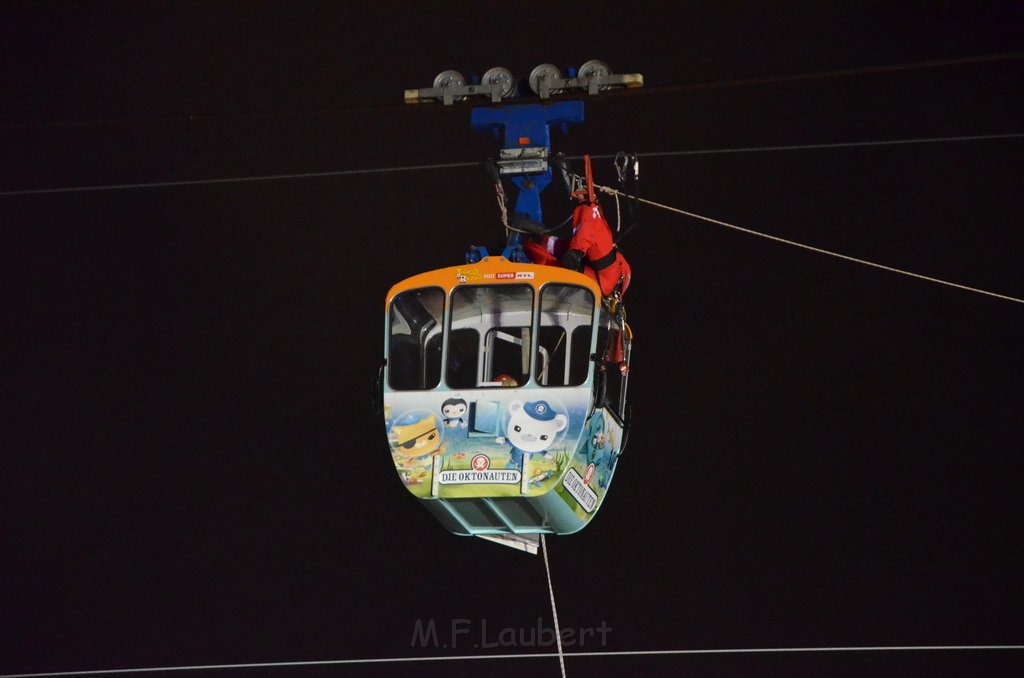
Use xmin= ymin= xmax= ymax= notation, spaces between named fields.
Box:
xmin=386 ymin=285 xmax=446 ymax=391
xmin=445 ymin=283 xmax=536 ymax=389
xmin=535 ymin=282 xmax=598 ymax=388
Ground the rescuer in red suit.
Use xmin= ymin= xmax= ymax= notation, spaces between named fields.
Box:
xmin=564 ymin=200 xmax=631 ymax=297
xmin=523 ymin=199 xmax=631 ymax=298
xmin=523 ymin=197 xmax=631 ymax=373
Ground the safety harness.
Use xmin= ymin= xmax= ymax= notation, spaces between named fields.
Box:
xmin=588 ymin=246 xmax=619 ymax=271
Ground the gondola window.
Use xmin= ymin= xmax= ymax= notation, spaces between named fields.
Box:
xmin=388 ymin=287 xmax=444 ymax=390
xmin=447 ymin=285 xmax=534 ymax=388
xmin=537 ymin=284 xmax=595 ymax=387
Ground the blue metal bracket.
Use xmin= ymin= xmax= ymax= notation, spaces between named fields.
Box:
xmin=470 ymin=101 xmax=584 ymax=262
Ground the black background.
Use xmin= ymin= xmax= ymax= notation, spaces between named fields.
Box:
xmin=2 ymin=3 xmax=1022 ymax=676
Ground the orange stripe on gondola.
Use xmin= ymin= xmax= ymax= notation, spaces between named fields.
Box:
xmin=386 ymin=256 xmax=601 ymax=306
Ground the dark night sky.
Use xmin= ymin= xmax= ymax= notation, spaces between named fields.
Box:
xmin=2 ymin=3 xmax=1022 ymax=676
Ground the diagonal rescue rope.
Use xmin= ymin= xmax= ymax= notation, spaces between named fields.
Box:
xmin=596 ymin=185 xmax=1024 ymax=305
xmin=541 ymin=534 xmax=568 ymax=678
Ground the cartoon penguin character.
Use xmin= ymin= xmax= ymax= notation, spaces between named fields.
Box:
xmin=441 ymin=397 xmax=468 ymax=429
xmin=500 ymin=400 xmax=568 ymax=469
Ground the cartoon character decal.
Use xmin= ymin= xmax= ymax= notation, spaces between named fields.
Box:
xmin=579 ymin=409 xmax=620 ymax=490
xmin=583 ymin=411 xmax=606 ymax=465
xmin=386 ymin=390 xmax=619 ymax=512
xmin=441 ymin=397 xmax=468 ymax=429
xmin=391 ymin=413 xmax=446 ymax=485
xmin=499 ymin=400 xmax=568 ymax=469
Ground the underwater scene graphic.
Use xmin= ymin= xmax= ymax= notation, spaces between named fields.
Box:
xmin=385 ymin=388 xmax=620 ymax=515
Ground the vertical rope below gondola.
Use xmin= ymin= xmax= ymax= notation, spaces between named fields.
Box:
xmin=541 ymin=534 xmax=567 ymax=677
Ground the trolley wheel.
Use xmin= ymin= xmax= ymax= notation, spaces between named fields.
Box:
xmin=578 ymin=59 xmax=612 ymax=90
xmin=528 ymin=63 xmax=563 ymax=96
xmin=433 ymin=69 xmax=466 ymax=101
xmin=482 ymin=66 xmax=517 ymax=99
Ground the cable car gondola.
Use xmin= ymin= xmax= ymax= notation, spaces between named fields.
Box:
xmin=381 ymin=256 xmax=631 ymax=550
xmin=380 ymin=64 xmax=639 ymax=552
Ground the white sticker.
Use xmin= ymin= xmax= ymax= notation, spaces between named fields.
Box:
xmin=562 ymin=468 xmax=598 ymax=513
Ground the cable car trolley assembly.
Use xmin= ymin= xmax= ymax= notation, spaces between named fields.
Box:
xmin=379 ymin=62 xmax=641 ymax=554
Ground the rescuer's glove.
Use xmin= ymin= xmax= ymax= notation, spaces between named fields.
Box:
xmin=562 ymin=249 xmax=585 ymax=272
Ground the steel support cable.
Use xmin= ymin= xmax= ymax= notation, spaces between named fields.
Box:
xmin=0 ymin=161 xmax=480 ymax=197
xmin=3 ymin=50 xmax=1021 ymax=131
xmin=2 ymin=133 xmax=1020 ymax=305
xmin=2 ymin=646 xmax=1023 ymax=677
xmin=595 ymin=184 xmax=1024 ymax=305
xmin=631 ymin=51 xmax=1024 ymax=98
xmin=585 ymin=132 xmax=1024 ymax=161
xmin=1 ymin=133 xmax=1021 ymax=198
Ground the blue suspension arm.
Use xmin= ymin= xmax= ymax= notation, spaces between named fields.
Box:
xmin=469 ymin=101 xmax=584 ymax=262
